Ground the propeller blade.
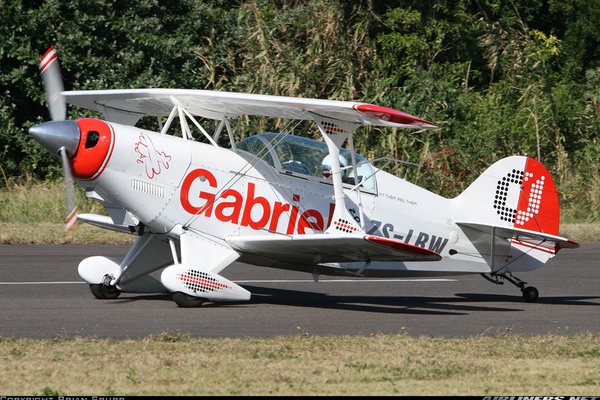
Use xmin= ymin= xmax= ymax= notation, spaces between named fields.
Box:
xmin=59 ymin=147 xmax=78 ymax=234
xmin=39 ymin=46 xmax=66 ymax=121
xmin=35 ymin=47 xmax=77 ymax=234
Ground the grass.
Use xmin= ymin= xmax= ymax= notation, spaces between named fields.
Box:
xmin=0 ymin=332 xmax=598 ymax=395
xmin=1 ymin=182 xmax=599 ymax=396
xmin=0 ymin=181 xmax=133 ymax=244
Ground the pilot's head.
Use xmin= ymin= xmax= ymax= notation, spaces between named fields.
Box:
xmin=321 ymin=154 xmax=349 ymax=180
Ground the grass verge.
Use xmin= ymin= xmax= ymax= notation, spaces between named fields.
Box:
xmin=1 ymin=332 xmax=598 ymax=396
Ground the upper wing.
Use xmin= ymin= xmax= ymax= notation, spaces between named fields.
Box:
xmin=456 ymin=221 xmax=580 ymax=252
xmin=62 ymin=88 xmax=438 ymax=129
xmin=225 ymin=233 xmax=442 ymax=264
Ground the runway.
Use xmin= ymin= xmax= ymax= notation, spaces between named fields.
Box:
xmin=0 ymin=243 xmax=598 ymax=339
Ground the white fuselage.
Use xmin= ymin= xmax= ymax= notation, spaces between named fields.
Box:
xmin=80 ymin=123 xmax=552 ymax=278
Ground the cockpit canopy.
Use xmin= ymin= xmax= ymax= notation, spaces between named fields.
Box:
xmin=237 ymin=132 xmax=376 ymax=191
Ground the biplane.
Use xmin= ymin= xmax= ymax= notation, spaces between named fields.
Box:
xmin=28 ymin=47 xmax=579 ymax=307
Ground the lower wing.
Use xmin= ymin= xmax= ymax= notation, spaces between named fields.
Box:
xmin=225 ymin=233 xmax=442 ymax=264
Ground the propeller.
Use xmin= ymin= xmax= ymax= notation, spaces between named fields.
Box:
xmin=34 ymin=47 xmax=79 ymax=233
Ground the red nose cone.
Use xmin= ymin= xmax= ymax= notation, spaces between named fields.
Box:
xmin=72 ymin=118 xmax=114 ymax=180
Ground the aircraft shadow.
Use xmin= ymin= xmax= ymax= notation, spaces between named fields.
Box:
xmin=233 ymin=285 xmax=521 ymax=315
xmin=109 ymin=293 xmax=172 ymax=303
xmin=108 ymin=287 xmax=599 ymax=315
xmin=455 ymin=293 xmax=600 ymax=306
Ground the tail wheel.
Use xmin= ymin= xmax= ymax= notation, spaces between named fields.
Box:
xmin=522 ymin=286 xmax=539 ymax=303
xmin=172 ymin=292 xmax=206 ymax=308
xmin=90 ymin=284 xmax=121 ymax=300
xmin=482 ymin=273 xmax=540 ymax=303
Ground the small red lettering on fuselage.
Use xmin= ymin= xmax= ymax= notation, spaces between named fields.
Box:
xmin=180 ymin=168 xmax=328 ymax=234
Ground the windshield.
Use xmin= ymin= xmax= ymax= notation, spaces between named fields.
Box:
xmin=237 ymin=132 xmax=376 ymax=191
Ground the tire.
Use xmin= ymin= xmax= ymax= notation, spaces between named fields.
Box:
xmin=90 ymin=284 xmax=121 ymax=300
xmin=172 ymin=292 xmax=206 ymax=308
xmin=522 ymin=286 xmax=539 ymax=303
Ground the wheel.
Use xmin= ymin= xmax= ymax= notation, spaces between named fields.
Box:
xmin=522 ymin=286 xmax=539 ymax=303
xmin=90 ymin=284 xmax=121 ymax=300
xmin=172 ymin=292 xmax=206 ymax=308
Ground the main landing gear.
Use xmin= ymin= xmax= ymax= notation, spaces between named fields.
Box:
xmin=481 ymin=272 xmax=539 ymax=303
xmin=172 ymin=292 xmax=207 ymax=308
xmin=89 ymin=274 xmax=121 ymax=300
xmin=89 ymin=284 xmax=122 ymax=299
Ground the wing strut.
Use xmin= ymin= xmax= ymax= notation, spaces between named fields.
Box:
xmin=158 ymin=101 xmax=220 ymax=145
xmin=309 ymin=112 xmax=364 ymax=234
xmin=212 ymin=117 xmax=237 ymax=151
xmin=345 ymin=131 xmax=366 ymax=229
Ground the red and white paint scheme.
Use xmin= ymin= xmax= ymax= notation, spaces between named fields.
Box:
xmin=29 ymin=46 xmax=579 ymax=307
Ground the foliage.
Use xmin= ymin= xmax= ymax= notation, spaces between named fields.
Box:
xmin=1 ymin=0 xmax=599 ymax=217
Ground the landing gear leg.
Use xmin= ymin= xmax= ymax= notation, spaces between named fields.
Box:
xmin=481 ymin=272 xmax=539 ymax=303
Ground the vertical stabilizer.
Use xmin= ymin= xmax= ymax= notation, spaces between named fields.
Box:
xmin=454 ymin=156 xmax=560 ymax=235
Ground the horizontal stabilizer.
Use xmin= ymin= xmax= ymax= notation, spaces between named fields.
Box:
xmin=226 ymin=233 xmax=441 ymax=264
xmin=78 ymin=213 xmax=135 ymax=234
xmin=456 ymin=221 xmax=579 ymax=253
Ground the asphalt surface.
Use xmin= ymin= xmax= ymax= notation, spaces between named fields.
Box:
xmin=0 ymin=243 xmax=598 ymax=339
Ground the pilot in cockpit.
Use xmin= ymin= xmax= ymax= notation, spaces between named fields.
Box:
xmin=321 ymin=154 xmax=352 ymax=183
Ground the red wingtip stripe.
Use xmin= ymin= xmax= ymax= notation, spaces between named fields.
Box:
xmin=364 ymin=235 xmax=442 ymax=260
xmin=39 ymin=46 xmax=57 ymax=73
xmin=353 ymin=104 xmax=438 ymax=128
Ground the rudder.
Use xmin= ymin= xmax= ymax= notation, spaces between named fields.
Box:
xmin=454 ymin=156 xmax=561 ymax=235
